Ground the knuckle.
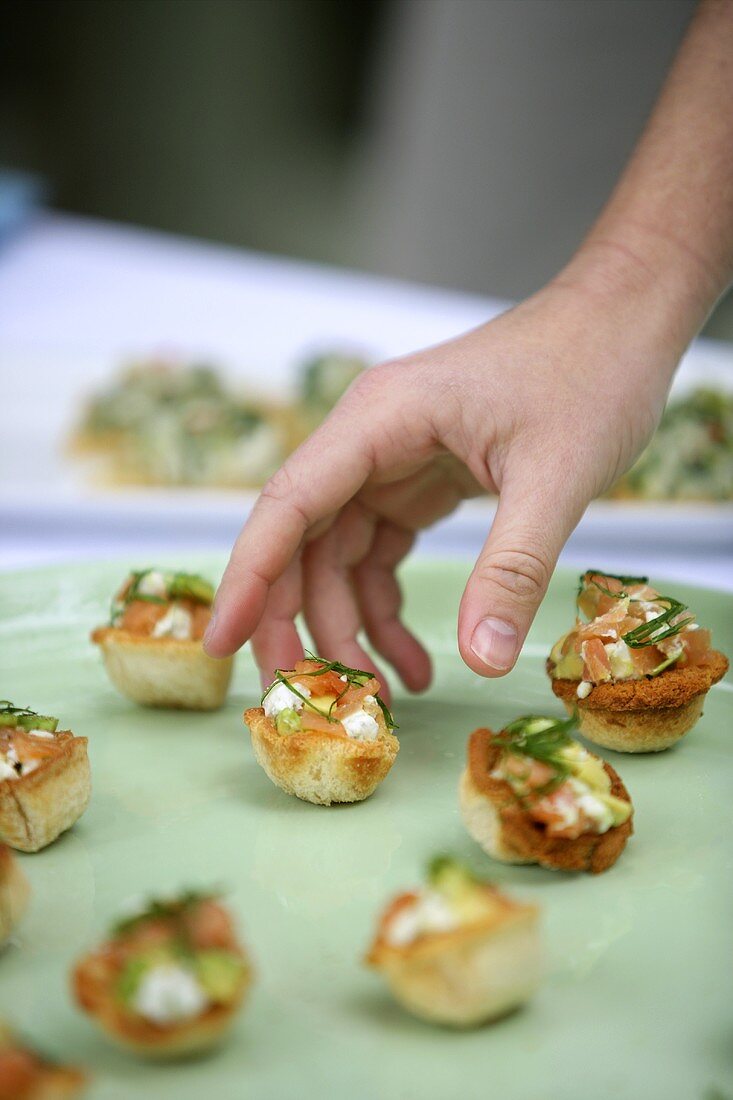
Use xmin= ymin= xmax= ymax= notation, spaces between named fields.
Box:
xmin=477 ymin=548 xmax=550 ymax=603
xmin=260 ymin=465 xmax=295 ymax=505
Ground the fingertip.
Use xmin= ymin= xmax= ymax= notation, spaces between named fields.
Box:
xmin=457 ymin=615 xmax=521 ymax=678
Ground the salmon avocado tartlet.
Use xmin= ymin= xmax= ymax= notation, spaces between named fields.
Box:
xmin=72 ymin=890 xmax=251 ymax=1058
xmin=0 ymin=703 xmax=90 ymax=853
xmin=245 ymin=656 xmax=398 ymax=805
xmin=460 ymin=714 xmax=633 ymax=874
xmin=365 ymin=857 xmax=541 ymax=1027
xmin=0 ymin=1022 xmax=86 ymax=1099
xmin=91 ymin=568 xmax=233 ymax=710
xmin=548 ymin=571 xmax=728 ymax=752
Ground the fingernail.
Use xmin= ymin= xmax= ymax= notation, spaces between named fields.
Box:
xmin=202 ymin=609 xmax=218 ymax=653
xmin=470 ymin=618 xmax=518 ymax=671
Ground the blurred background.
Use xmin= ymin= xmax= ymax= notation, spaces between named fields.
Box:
xmin=0 ymin=0 xmax=731 ymax=582
xmin=4 ymin=0 xmax=732 ymax=320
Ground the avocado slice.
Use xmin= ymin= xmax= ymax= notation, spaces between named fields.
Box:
xmin=427 ymin=856 xmax=477 ymax=900
xmin=195 ymin=950 xmax=245 ymax=1003
xmin=0 ymin=704 xmax=58 ymax=733
xmin=168 ymin=572 xmax=215 ymax=605
xmin=275 ymin=708 xmax=302 ymax=734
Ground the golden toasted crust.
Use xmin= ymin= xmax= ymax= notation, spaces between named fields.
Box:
xmin=72 ymin=948 xmax=251 ymax=1058
xmin=0 ymin=735 xmax=91 ymax=853
xmin=91 ymin=628 xmax=233 ymax=711
xmin=460 ymin=728 xmax=633 ymax=874
xmin=548 ymin=650 xmax=728 ymax=752
xmin=244 ymin=707 xmax=399 ymax=805
xmin=0 ymin=846 xmax=30 ymax=944
xmin=0 ymin=1051 xmax=86 ymax=1100
xmin=365 ymin=893 xmax=541 ymax=1027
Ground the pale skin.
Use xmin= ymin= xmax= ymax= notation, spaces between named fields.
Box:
xmin=205 ymin=0 xmax=733 ymax=695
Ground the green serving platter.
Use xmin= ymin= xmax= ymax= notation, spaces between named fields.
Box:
xmin=0 ymin=559 xmax=731 ymax=1100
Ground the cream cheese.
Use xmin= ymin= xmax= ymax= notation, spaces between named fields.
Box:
xmin=264 ymin=680 xmax=311 ymax=718
xmin=385 ymin=890 xmax=458 ymax=947
xmin=137 ymin=570 xmax=169 ymax=598
xmin=152 ymin=604 xmax=193 ymax=640
xmin=133 ymin=963 xmax=208 ymax=1025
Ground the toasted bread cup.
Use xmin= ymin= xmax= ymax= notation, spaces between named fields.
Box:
xmin=72 ymin=892 xmax=251 ymax=1059
xmin=365 ymin=859 xmax=541 ymax=1027
xmin=245 ymin=705 xmax=398 ymax=805
xmin=460 ymin=721 xmax=633 ymax=874
xmin=246 ymin=657 xmax=399 ymax=805
xmin=547 ymin=570 xmax=729 ymax=752
xmin=550 ymin=651 xmax=729 ymax=752
xmin=92 ymin=627 xmax=233 ymax=711
xmin=0 ymin=847 xmax=30 ymax=946
xmin=0 ymin=1023 xmax=86 ymax=1100
xmin=0 ymin=706 xmax=91 ymax=854
xmin=91 ymin=569 xmax=233 ymax=711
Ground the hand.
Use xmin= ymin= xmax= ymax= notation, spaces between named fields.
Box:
xmin=204 ymin=260 xmax=682 ymax=691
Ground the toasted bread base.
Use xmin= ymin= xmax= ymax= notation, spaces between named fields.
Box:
xmin=72 ymin=951 xmax=251 ymax=1059
xmin=0 ymin=736 xmax=91 ymax=853
xmin=0 ymin=847 xmax=30 ymax=944
xmin=244 ymin=707 xmax=399 ymax=805
xmin=92 ymin=628 xmax=233 ymax=711
xmin=459 ymin=728 xmax=633 ymax=874
xmin=549 ymin=649 xmax=728 ymax=752
xmin=367 ymin=910 xmax=541 ymax=1027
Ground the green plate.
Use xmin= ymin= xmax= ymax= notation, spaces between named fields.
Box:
xmin=1 ymin=559 xmax=731 ymax=1100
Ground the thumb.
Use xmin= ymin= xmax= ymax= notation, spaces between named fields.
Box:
xmin=457 ymin=467 xmax=586 ymax=676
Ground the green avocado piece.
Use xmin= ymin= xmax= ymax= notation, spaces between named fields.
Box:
xmin=275 ymin=708 xmax=302 ymax=734
xmin=427 ymin=856 xmax=478 ymax=899
xmin=195 ymin=951 xmax=245 ymax=1003
xmin=168 ymin=573 xmax=215 ymax=605
xmin=0 ymin=704 xmax=58 ymax=733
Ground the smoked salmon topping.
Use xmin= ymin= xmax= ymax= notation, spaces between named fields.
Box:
xmin=0 ymin=1024 xmax=85 ymax=1100
xmin=550 ymin=571 xmax=713 ymax=686
xmin=108 ymin=569 xmax=215 ymax=640
xmin=261 ymin=654 xmax=395 ymax=739
xmin=490 ymin=715 xmax=632 ymax=840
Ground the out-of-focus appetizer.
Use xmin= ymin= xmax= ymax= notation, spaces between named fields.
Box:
xmin=91 ymin=568 xmax=232 ymax=710
xmin=245 ymin=656 xmax=398 ymax=805
xmin=365 ymin=857 xmax=541 ymax=1027
xmin=0 ymin=703 xmax=90 ymax=853
xmin=0 ymin=1023 xmax=86 ymax=1100
xmin=548 ymin=571 xmax=728 ymax=752
xmin=0 ymin=847 xmax=30 ymax=946
xmin=459 ymin=714 xmax=633 ymax=874
xmin=295 ymin=352 xmax=368 ymax=433
xmin=70 ymin=361 xmax=287 ymax=488
xmin=72 ymin=890 xmax=251 ymax=1059
xmin=608 ymin=387 xmax=733 ymax=501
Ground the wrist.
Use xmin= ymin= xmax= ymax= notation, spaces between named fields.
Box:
xmin=552 ymin=222 xmax=723 ymax=363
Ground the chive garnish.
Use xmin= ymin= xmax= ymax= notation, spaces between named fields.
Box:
xmin=493 ymin=713 xmax=578 ymax=795
xmin=260 ymin=652 xmax=397 ymax=729
xmin=113 ymin=888 xmax=219 ymax=937
xmin=622 ymin=597 xmax=696 ymax=648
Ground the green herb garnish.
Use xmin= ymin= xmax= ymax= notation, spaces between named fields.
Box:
xmin=622 ymin=597 xmax=695 ymax=649
xmin=578 ymin=570 xmax=649 ymax=600
xmin=113 ymin=888 xmax=219 ymax=938
xmin=0 ymin=701 xmax=59 ymax=733
xmin=111 ymin=568 xmax=215 ymax=624
xmin=261 ymin=652 xmax=397 ymax=730
xmin=493 ymin=713 xmax=578 ymax=795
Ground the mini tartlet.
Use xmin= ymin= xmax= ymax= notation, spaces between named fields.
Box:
xmin=72 ymin=890 xmax=251 ymax=1059
xmin=0 ymin=846 xmax=30 ymax=946
xmin=0 ymin=703 xmax=91 ymax=853
xmin=459 ymin=714 xmax=633 ymax=874
xmin=245 ymin=656 xmax=399 ymax=805
xmin=0 ymin=1022 xmax=86 ymax=1099
xmin=365 ymin=857 xmax=541 ymax=1027
xmin=91 ymin=568 xmax=233 ymax=710
xmin=548 ymin=570 xmax=729 ymax=752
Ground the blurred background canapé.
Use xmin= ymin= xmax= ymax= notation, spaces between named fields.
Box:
xmin=0 ymin=0 xmax=731 ymax=581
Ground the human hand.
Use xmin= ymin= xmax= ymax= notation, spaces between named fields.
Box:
xmin=204 ymin=260 xmax=683 ymax=691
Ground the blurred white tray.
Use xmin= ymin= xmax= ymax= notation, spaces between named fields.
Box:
xmin=1 ymin=215 xmax=732 ymax=551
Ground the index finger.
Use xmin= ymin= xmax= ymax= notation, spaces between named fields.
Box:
xmin=204 ymin=419 xmax=375 ymax=657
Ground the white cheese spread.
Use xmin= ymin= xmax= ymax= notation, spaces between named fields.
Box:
xmin=264 ymin=680 xmax=311 ymax=718
xmin=385 ymin=890 xmax=458 ymax=947
xmin=137 ymin=570 xmax=169 ymax=598
xmin=152 ymin=604 xmax=193 ymax=640
xmin=133 ymin=963 xmax=208 ymax=1025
